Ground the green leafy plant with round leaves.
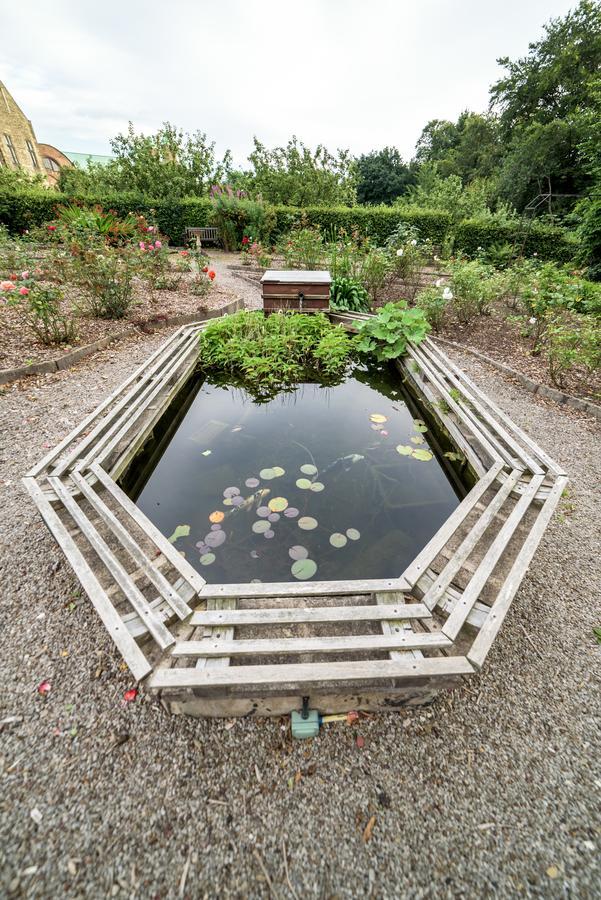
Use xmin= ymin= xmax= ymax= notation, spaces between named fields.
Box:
xmin=354 ymin=301 xmax=431 ymax=361
xmin=330 ymin=276 xmax=370 ymax=312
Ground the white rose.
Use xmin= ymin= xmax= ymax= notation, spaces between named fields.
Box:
xmin=442 ymin=287 xmax=453 ymax=300
xmin=529 ymin=317 xmax=537 ymax=324
xmin=410 ymin=239 xmax=417 ymax=246
xmin=435 ymin=279 xmax=442 ymax=287
xmin=396 ymin=248 xmax=404 ymax=257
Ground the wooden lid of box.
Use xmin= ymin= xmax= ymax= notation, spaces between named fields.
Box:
xmin=260 ymin=270 xmax=331 ymax=284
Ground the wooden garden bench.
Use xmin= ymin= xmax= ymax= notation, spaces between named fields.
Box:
xmin=184 ymin=226 xmax=220 ymax=247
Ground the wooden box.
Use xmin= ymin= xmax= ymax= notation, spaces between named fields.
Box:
xmin=260 ymin=270 xmax=331 ymax=313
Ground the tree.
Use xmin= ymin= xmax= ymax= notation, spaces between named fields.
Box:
xmin=414 ymin=113 xmax=501 ymax=184
xmin=355 ymin=147 xmax=416 ymax=205
xmin=59 ymin=122 xmax=230 ymax=199
xmin=245 ymin=136 xmax=357 ymax=206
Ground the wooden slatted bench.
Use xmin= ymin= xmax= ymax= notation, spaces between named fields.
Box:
xmin=184 ymin=226 xmax=220 ymax=247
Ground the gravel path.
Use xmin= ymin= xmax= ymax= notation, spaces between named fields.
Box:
xmin=1 ymin=283 xmax=600 ymax=898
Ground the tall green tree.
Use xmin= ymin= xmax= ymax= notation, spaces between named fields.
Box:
xmin=355 ymin=147 xmax=416 ymax=205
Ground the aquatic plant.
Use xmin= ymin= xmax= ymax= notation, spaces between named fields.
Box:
xmin=354 ymin=301 xmax=430 ymax=361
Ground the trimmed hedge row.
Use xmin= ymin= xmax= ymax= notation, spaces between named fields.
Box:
xmin=454 ymin=218 xmax=579 ymax=264
xmin=0 ymin=190 xmax=579 ymax=263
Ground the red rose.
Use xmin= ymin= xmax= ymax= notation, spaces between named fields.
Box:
xmin=202 ymin=266 xmax=208 ymax=273
xmin=9 ymin=274 xmax=17 ymax=281
xmin=208 ymin=270 xmax=216 ymax=281
xmin=242 ymin=236 xmax=249 ymax=245
xmin=47 ymin=225 xmax=56 ymax=232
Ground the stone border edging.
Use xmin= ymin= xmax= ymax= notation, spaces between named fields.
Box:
xmin=0 ymin=297 xmax=244 ymax=386
xmin=433 ymin=335 xmax=601 ymax=422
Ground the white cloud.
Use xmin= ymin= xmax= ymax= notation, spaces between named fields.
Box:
xmin=0 ymin=0 xmax=577 ymax=165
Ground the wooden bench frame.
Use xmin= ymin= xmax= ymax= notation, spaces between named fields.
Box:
xmin=184 ymin=226 xmax=220 ymax=247
xmin=23 ymin=311 xmax=567 ymax=717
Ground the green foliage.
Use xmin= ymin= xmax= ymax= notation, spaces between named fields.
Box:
xmin=329 ymin=277 xmax=370 ymax=312
xmin=210 ymin=186 xmax=275 ymax=251
xmin=246 ymin=137 xmax=357 ymax=206
xmin=355 ymin=301 xmax=430 ymax=361
xmin=356 ymin=148 xmax=416 ymax=205
xmin=454 ymin=218 xmax=578 ymax=263
xmin=401 ymin=164 xmax=510 ymax=224
xmin=577 ymin=180 xmax=601 ymax=280
xmin=415 ymin=112 xmax=502 ymax=183
xmin=448 ymin=259 xmax=498 ymax=323
xmin=198 ymin=311 xmax=354 ymax=397
xmin=71 ymin=245 xmax=139 ymax=319
xmin=414 ymin=285 xmax=449 ymax=332
xmin=271 ymin=205 xmax=452 ymax=246
xmin=544 ymin=311 xmax=601 ymax=386
xmin=360 ymin=247 xmax=394 ymax=303
xmin=278 ymin=227 xmax=325 ymax=269
xmin=0 ymin=166 xmax=47 ymax=192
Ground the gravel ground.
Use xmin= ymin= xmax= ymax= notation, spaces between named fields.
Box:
xmin=1 ymin=276 xmax=600 ymax=898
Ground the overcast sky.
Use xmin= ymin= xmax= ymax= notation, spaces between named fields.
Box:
xmin=1 ymin=0 xmax=577 ymax=167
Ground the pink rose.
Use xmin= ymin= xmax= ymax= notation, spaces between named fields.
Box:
xmin=154 ymin=240 xmax=162 ymax=249
xmin=19 ymin=286 xmax=30 ymax=295
xmin=21 ymin=271 xmax=29 ymax=279
xmin=139 ymin=241 xmax=146 ymax=250
xmin=0 ymin=281 xmax=15 ymax=291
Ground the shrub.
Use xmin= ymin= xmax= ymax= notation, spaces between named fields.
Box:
xmin=448 ymin=259 xmax=497 ymax=324
xmin=210 ymin=186 xmax=275 ymax=251
xmin=71 ymin=245 xmax=139 ymax=319
xmin=330 ymin=276 xmax=370 ymax=312
xmin=414 ymin=285 xmax=449 ymax=332
xmin=198 ymin=310 xmax=354 ymax=397
xmin=278 ymin=227 xmax=325 ymax=269
xmin=577 ymin=182 xmax=601 ymax=281
xmin=354 ymin=301 xmax=430 ymax=361
xmin=545 ymin=311 xmax=601 ymax=387
xmin=271 ymin=205 xmax=452 ymax=246
xmin=1 ymin=275 xmax=77 ymax=345
xmin=454 ymin=218 xmax=578 ymax=264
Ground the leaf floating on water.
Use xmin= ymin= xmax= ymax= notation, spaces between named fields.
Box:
xmin=231 ymin=496 xmax=244 ymax=507
xmin=268 ymin=497 xmax=288 ymax=513
xmin=222 ymin=498 xmax=233 ymax=507
xmin=444 ymin=451 xmax=464 ymax=462
xmin=410 ymin=435 xmax=425 ymax=445
xmin=223 ymin=486 xmax=240 ymax=499
xmin=412 ymin=448 xmax=433 ymax=461
xmin=210 ymin=524 xmax=222 ymax=531
xmin=346 ymin=528 xmax=361 ymax=541
xmin=168 ymin=524 xmax=190 ymax=543
xmin=201 ymin=450 xmax=212 ymax=456
xmin=209 ymin=510 xmax=225 ymax=524
xmin=231 ymin=426 xmax=243 ymax=432
xmin=310 ymin=482 xmax=325 ymax=492
xmin=298 ymin=516 xmax=318 ymax=531
xmin=264 ymin=529 xmax=275 ymax=539
xmin=199 ymin=553 xmax=216 ymax=566
xmin=296 ymin=478 xmax=312 ymax=490
xmin=284 ymin=507 xmax=299 ymax=518
xmin=259 ymin=468 xmax=276 ymax=480
xmin=257 ymin=506 xmax=270 ymax=518
xmin=329 ymin=532 xmax=347 ymax=548
xmin=205 ymin=529 xmax=226 ymax=548
xmin=289 ymin=545 xmax=309 ymax=561
xmin=413 ymin=419 xmax=429 ymax=433
xmin=250 ymin=550 xmax=260 ymax=559
xmin=396 ymin=444 xmax=413 ymax=456
xmin=272 ymin=466 xmax=285 ymax=477
xmin=300 ymin=464 xmax=317 ymax=476
xmin=252 ymin=520 xmax=270 ymax=534
xmin=291 ymin=558 xmax=317 ymax=580
xmin=371 ymin=423 xmax=383 ymax=432
xmin=268 ymin=512 xmax=280 ymax=523
xmin=245 ymin=477 xmax=260 ymax=488
xmin=370 ymin=413 xmax=388 ymax=424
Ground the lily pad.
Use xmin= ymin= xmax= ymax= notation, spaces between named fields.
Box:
xmin=264 ymin=529 xmax=275 ymax=539
xmin=268 ymin=496 xmax=288 ymax=513
xmin=199 ymin=552 xmax=215 ymax=566
xmin=223 ymin=486 xmax=240 ymax=498
xmin=223 ymin=498 xmax=233 ymax=507
xmin=298 ymin=516 xmax=318 ymax=531
xmin=205 ymin=529 xmax=226 ymax=548
xmin=288 ymin=545 xmax=309 ymax=561
xmin=259 ymin=467 xmax=276 ymax=480
xmin=268 ymin=512 xmax=280 ymax=523
xmin=412 ymin=448 xmax=433 ymax=461
xmin=310 ymin=482 xmax=324 ymax=492
xmin=296 ymin=478 xmax=312 ymax=490
xmin=300 ymin=463 xmax=317 ymax=476
xmin=201 ymin=450 xmax=212 ymax=456
xmin=195 ymin=541 xmax=209 ymax=553
xmin=284 ymin=507 xmax=299 ymax=518
xmin=413 ymin=419 xmax=429 ymax=433
xmin=257 ymin=506 xmax=270 ymax=517
xmin=245 ymin=477 xmax=260 ymax=488
xmin=210 ymin=523 xmax=222 ymax=531
xmin=291 ymin=558 xmax=317 ymax=580
xmin=371 ymin=423 xmax=384 ymax=431
xmin=444 ymin=451 xmax=464 ymax=462
xmin=209 ymin=510 xmax=225 ymax=524
xmin=168 ymin=524 xmax=190 ymax=543
xmin=252 ymin=520 xmax=270 ymax=534
xmin=329 ymin=532 xmax=347 ymax=548
xmin=231 ymin=495 xmax=244 ymax=507
xmin=250 ymin=550 xmax=260 ymax=559
xmin=346 ymin=528 xmax=361 ymax=541
xmin=370 ymin=413 xmax=388 ymax=424
xmin=396 ymin=444 xmax=413 ymax=456
xmin=272 ymin=466 xmax=286 ymax=477
xmin=410 ymin=435 xmax=425 ymax=445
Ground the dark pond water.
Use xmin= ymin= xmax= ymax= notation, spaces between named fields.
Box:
xmin=121 ymin=363 xmax=468 ymax=584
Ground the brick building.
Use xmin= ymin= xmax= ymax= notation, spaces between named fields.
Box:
xmin=0 ymin=79 xmax=74 ymax=185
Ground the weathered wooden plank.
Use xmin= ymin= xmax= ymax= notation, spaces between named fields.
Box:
xmin=442 ymin=473 xmax=545 ymax=640
xmin=124 ymin=579 xmax=197 ymax=639
xmin=22 ymin=477 xmax=151 ymax=681
xmin=173 ymin=631 xmax=451 ymax=658
xmin=90 ymin=463 xmax=205 ymax=594
xmin=69 ymin=471 xmax=192 ymax=620
xmin=195 ymin=598 xmax=235 ymax=671
xmin=468 ymin=476 xmax=567 ymax=669
xmin=421 ymin=469 xmax=522 ymax=611
xmin=376 ymin=591 xmax=424 ymax=660
xmin=401 ymin=462 xmax=504 ymax=587
xmin=198 ymin=578 xmax=411 ymax=599
xmin=48 ymin=476 xmax=175 ymax=651
xmin=189 ymin=602 xmax=429 ymax=627
xmin=428 ymin=338 xmax=566 ymax=476
xmin=415 ymin=568 xmax=489 ymax=630
xmin=420 ymin=341 xmax=545 ymax=475
xmin=149 ymin=655 xmax=475 ymax=690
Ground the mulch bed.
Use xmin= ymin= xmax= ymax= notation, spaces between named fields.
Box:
xmin=0 ymin=275 xmax=238 ymax=371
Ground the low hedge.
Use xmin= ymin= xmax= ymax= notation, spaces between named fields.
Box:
xmin=454 ymin=218 xmax=579 ymax=264
xmin=0 ymin=191 xmax=579 ymax=263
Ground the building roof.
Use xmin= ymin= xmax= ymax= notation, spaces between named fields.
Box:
xmin=64 ymin=151 xmax=114 ymax=168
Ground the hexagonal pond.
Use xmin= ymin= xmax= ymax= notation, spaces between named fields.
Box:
xmin=119 ymin=361 xmax=472 ymax=585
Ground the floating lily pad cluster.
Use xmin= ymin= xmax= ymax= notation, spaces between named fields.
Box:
xmin=396 ymin=419 xmax=433 ymax=462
